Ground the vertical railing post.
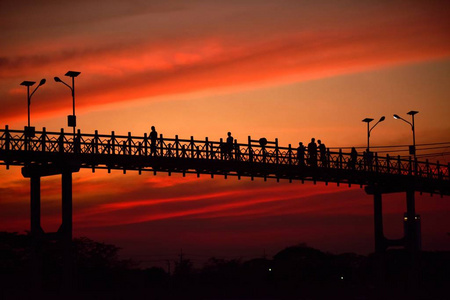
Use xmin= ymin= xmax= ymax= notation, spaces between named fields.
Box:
xmin=144 ymin=133 xmax=148 ymax=156
xmin=175 ymin=135 xmax=179 ymax=158
xmin=4 ymin=125 xmax=10 ymax=151
xmin=248 ymin=136 xmax=252 ymax=163
xmin=326 ymin=148 xmax=330 ymax=168
xmin=397 ymin=155 xmax=401 ymax=175
xmin=24 ymin=126 xmax=29 ymax=152
xmin=128 ymin=132 xmax=132 ymax=155
xmin=275 ymin=138 xmax=279 ymax=165
xmin=288 ymin=144 xmax=292 ymax=165
xmin=426 ymin=159 xmax=430 ymax=178
xmin=111 ymin=131 xmax=116 ymax=155
xmin=262 ymin=145 xmax=266 ymax=164
xmin=59 ymin=128 xmax=65 ymax=153
xmin=205 ymin=137 xmax=209 ymax=160
xmin=220 ymin=138 xmax=224 ymax=160
xmin=41 ymin=127 xmax=46 ymax=152
xmin=160 ymin=134 xmax=164 ymax=157
xmin=94 ymin=130 xmax=99 ymax=154
xmin=190 ymin=136 xmax=194 ymax=158
xmin=339 ymin=149 xmax=343 ymax=169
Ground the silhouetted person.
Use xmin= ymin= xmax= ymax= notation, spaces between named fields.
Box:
xmin=364 ymin=148 xmax=373 ymax=171
xmin=308 ymin=138 xmax=317 ymax=167
xmin=150 ymin=126 xmax=157 ymax=156
xmin=317 ymin=139 xmax=327 ymax=167
xmin=297 ymin=142 xmax=305 ymax=166
xmin=349 ymin=147 xmax=357 ymax=170
xmin=226 ymin=132 xmax=233 ymax=160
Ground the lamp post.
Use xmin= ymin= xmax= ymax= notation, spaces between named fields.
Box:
xmin=393 ymin=111 xmax=418 ymax=159
xmin=54 ymin=71 xmax=81 ymax=136
xmin=362 ymin=116 xmax=385 ymax=151
xmin=20 ymin=79 xmax=46 ymax=137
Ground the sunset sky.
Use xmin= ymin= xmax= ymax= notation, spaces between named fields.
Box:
xmin=1 ymin=1 xmax=449 ymax=266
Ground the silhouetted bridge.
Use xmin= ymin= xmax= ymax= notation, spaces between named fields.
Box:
xmin=1 ymin=126 xmax=449 ymax=195
xmin=1 ymin=126 xmax=449 ymax=291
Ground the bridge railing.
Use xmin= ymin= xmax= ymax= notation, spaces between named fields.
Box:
xmin=0 ymin=126 xmax=448 ymax=181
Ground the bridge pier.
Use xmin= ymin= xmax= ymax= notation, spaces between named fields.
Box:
xmin=22 ymin=164 xmax=79 ymax=293
xmin=367 ymin=184 xmax=421 ymax=298
xmin=373 ymin=191 xmax=385 ymax=253
xmin=60 ymin=171 xmax=74 ymax=291
xmin=30 ymin=175 xmax=44 ymax=292
xmin=366 ymin=184 xmax=420 ymax=253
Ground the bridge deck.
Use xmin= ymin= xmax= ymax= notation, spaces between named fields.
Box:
xmin=1 ymin=126 xmax=449 ymax=195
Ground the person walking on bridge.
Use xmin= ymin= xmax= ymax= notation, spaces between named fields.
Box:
xmin=150 ymin=126 xmax=158 ymax=156
xmin=297 ymin=142 xmax=305 ymax=166
xmin=318 ymin=139 xmax=327 ymax=167
xmin=226 ymin=132 xmax=234 ymax=160
xmin=308 ymin=138 xmax=317 ymax=167
xmin=349 ymin=147 xmax=358 ymax=170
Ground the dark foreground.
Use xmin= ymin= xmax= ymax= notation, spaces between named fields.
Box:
xmin=0 ymin=232 xmax=448 ymax=300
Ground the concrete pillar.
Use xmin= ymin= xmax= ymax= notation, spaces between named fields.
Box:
xmin=61 ymin=171 xmax=74 ymax=291
xmin=30 ymin=175 xmax=43 ymax=292
xmin=405 ymin=187 xmax=419 ymax=298
xmin=405 ymin=188 xmax=417 ymax=252
xmin=373 ymin=191 xmax=385 ymax=253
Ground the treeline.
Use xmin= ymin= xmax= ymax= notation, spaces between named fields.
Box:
xmin=0 ymin=232 xmax=448 ymax=299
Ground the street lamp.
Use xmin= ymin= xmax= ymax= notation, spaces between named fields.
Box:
xmin=54 ymin=71 xmax=81 ymax=136
xmin=362 ymin=116 xmax=385 ymax=151
xmin=20 ymin=78 xmax=46 ymax=137
xmin=393 ymin=110 xmax=419 ymax=159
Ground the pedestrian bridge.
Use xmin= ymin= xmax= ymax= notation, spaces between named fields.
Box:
xmin=0 ymin=126 xmax=448 ymax=196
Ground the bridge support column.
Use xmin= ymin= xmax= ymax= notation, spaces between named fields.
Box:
xmin=30 ymin=175 xmax=43 ymax=292
xmin=373 ymin=191 xmax=385 ymax=253
xmin=405 ymin=187 xmax=419 ymax=297
xmin=60 ymin=171 xmax=74 ymax=291
xmin=405 ymin=188 xmax=419 ymax=252
xmin=372 ymin=190 xmax=386 ymax=298
xmin=22 ymin=164 xmax=79 ymax=293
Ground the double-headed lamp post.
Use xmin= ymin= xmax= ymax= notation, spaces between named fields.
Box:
xmin=362 ymin=116 xmax=385 ymax=151
xmin=54 ymin=71 xmax=81 ymax=136
xmin=20 ymin=79 xmax=46 ymax=137
xmin=393 ymin=111 xmax=419 ymax=160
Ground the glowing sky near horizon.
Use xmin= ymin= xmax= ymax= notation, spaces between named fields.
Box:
xmin=1 ymin=0 xmax=449 ymax=263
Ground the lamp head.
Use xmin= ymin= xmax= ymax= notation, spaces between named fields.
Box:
xmin=379 ymin=116 xmax=385 ymax=122
xmin=54 ymin=77 xmax=62 ymax=82
xmin=362 ymin=118 xmax=374 ymax=123
xmin=65 ymin=71 xmax=81 ymax=78
xmin=393 ymin=114 xmax=400 ymax=120
xmin=407 ymin=110 xmax=419 ymax=116
xmin=39 ymin=79 xmax=46 ymax=86
xmin=20 ymin=81 xmax=36 ymax=87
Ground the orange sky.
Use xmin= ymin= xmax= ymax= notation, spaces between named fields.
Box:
xmin=1 ymin=1 xmax=449 ymax=265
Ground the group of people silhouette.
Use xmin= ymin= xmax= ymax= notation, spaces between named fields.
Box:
xmin=296 ymin=138 xmax=328 ymax=167
xmin=148 ymin=128 xmax=367 ymax=170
